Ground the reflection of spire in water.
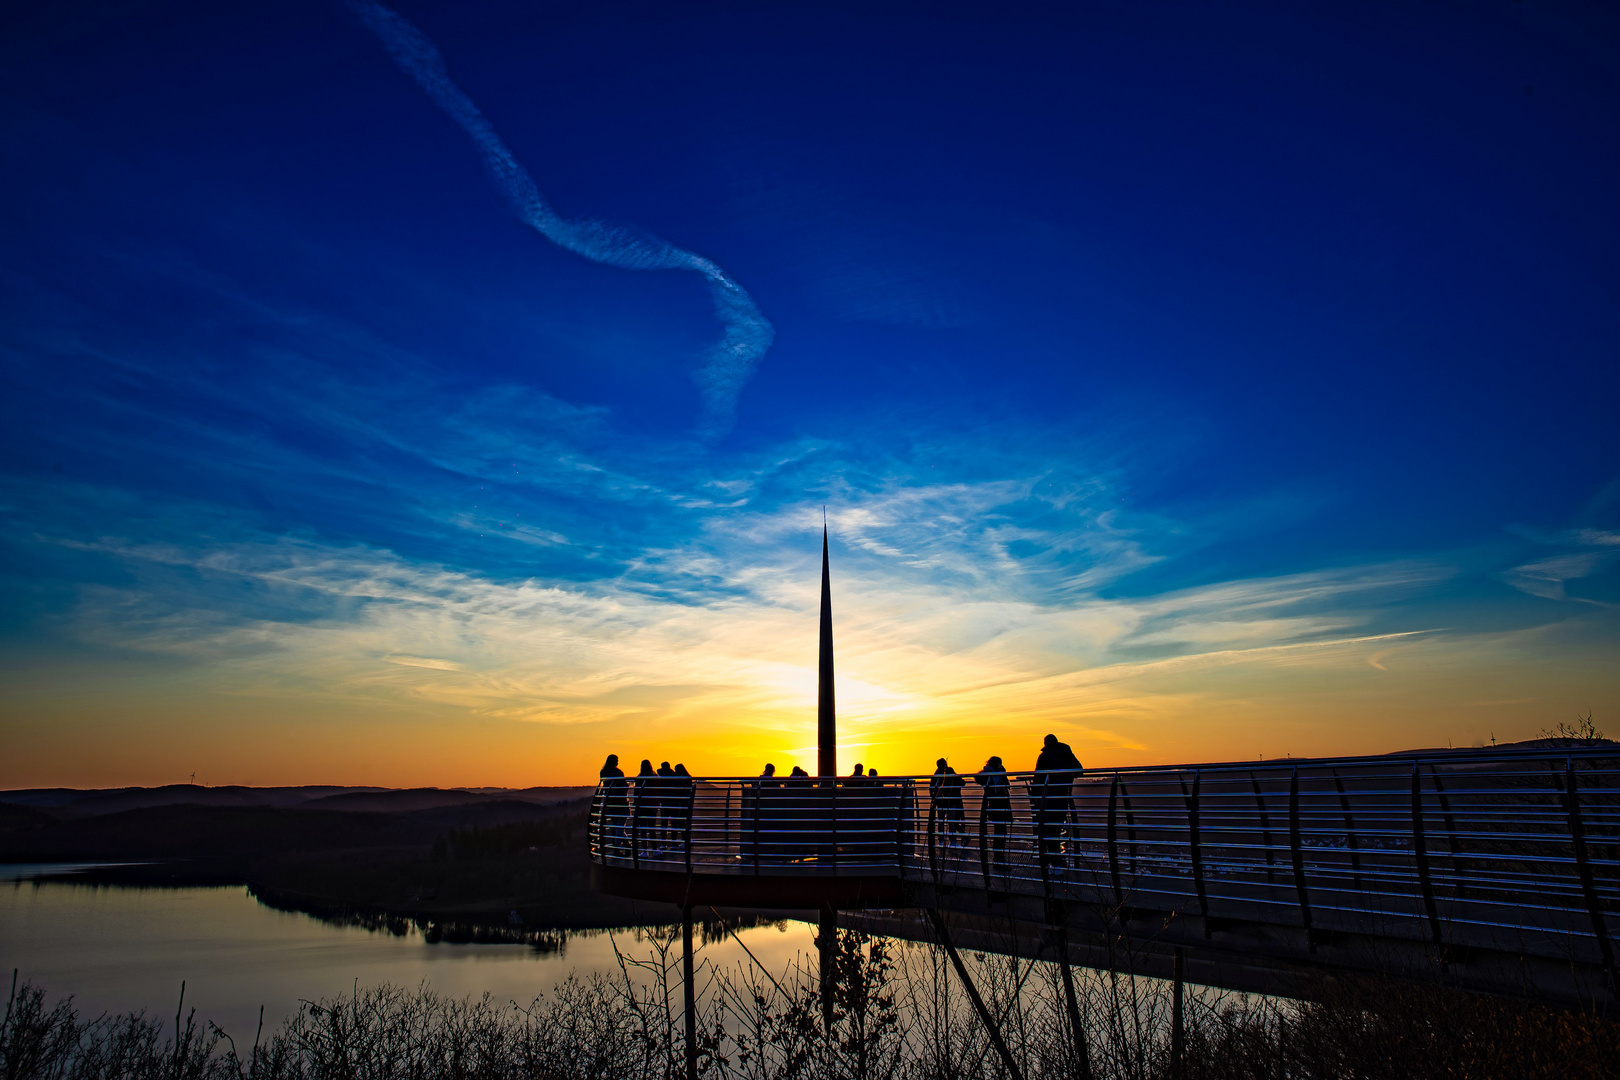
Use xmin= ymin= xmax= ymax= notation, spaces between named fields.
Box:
xmin=815 ymin=522 xmax=840 ymax=1037
xmin=817 ymin=525 xmax=838 ymax=1039
xmin=818 ymin=525 xmax=836 ymax=778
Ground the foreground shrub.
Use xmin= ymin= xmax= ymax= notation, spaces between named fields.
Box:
xmin=4 ymin=934 xmax=1618 ymax=1079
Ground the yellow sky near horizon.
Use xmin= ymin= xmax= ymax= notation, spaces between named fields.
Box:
xmin=4 ymin=510 xmax=1616 ymax=790
xmin=5 ymin=603 xmax=1612 ymax=789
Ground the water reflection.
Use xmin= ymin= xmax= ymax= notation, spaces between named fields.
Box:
xmin=0 ymin=868 xmax=815 ymax=1040
xmin=245 ymin=892 xmax=574 ymax=954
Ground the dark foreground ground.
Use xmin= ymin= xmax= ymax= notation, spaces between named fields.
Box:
xmin=0 ymin=784 xmax=685 ymax=931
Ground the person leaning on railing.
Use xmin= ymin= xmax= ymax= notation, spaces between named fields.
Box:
xmin=974 ymin=756 xmax=1013 ymax=881
xmin=597 ymin=754 xmax=628 ymax=857
xmin=665 ymin=763 xmax=694 ymax=849
xmin=631 ymin=759 xmax=657 ymax=854
xmin=779 ymin=766 xmax=812 ymax=863
xmin=646 ymin=761 xmax=666 ymax=848
xmin=736 ymin=765 xmax=768 ymax=861
xmin=1033 ymin=734 xmax=1083 ymax=873
xmin=749 ymin=763 xmax=786 ymax=861
xmin=932 ymin=758 xmax=966 ymax=847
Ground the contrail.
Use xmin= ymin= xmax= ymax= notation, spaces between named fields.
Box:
xmin=348 ymin=0 xmax=774 ymax=438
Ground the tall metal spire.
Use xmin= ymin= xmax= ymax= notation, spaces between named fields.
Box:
xmin=817 ymin=524 xmax=836 ymax=778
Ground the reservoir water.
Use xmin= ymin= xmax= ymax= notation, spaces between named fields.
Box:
xmin=0 ymin=865 xmax=817 ymax=1040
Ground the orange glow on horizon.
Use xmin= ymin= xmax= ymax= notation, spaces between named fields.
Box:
xmin=4 ymin=614 xmax=1613 ymax=789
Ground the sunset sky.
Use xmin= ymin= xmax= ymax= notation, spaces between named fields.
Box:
xmin=2 ymin=0 xmax=1617 ymax=788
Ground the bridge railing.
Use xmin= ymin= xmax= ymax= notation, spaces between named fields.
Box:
xmin=589 ymin=748 xmax=1620 ymax=966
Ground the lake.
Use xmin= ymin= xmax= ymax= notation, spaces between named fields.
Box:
xmin=0 ymin=865 xmax=817 ymax=1040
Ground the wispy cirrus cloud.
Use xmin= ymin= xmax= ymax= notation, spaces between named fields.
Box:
xmin=31 ymin=478 xmax=1452 ymax=747
xmin=2 ymin=252 xmax=1610 ymax=778
xmin=347 ymin=0 xmax=773 ymax=438
xmin=1502 ymin=528 xmax=1620 ymax=603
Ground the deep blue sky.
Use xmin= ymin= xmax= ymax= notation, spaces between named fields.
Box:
xmin=2 ymin=0 xmax=1616 ymax=785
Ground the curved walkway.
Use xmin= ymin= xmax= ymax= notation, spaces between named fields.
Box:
xmin=589 ymin=746 xmax=1620 ymax=1007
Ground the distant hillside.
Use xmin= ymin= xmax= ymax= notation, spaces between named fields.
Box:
xmin=0 ymin=784 xmax=595 ymax=819
xmin=0 ymin=804 xmax=424 ymax=862
xmin=1383 ymin=738 xmax=1620 ymax=757
xmin=0 ymin=785 xmax=388 ymax=817
xmin=301 ymin=787 xmax=592 ymax=813
xmin=0 ymin=790 xmax=658 ymax=930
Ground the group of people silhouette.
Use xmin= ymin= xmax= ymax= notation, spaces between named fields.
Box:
xmin=926 ymin=734 xmax=1082 ymax=876
xmin=754 ymin=761 xmax=885 ymax=782
xmin=596 ymin=754 xmax=695 ymax=853
xmin=593 ymin=734 xmax=1085 ymax=877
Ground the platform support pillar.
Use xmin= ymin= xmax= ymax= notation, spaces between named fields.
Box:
xmin=819 ymin=905 xmax=837 ymax=1036
xmin=1171 ymin=947 xmax=1185 ymax=1080
xmin=682 ymin=905 xmax=697 ymax=1080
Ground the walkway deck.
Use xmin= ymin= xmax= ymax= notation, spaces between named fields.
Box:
xmin=588 ymin=746 xmax=1620 ymax=1008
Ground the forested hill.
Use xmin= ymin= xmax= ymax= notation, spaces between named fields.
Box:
xmin=0 ymin=784 xmax=676 ymax=930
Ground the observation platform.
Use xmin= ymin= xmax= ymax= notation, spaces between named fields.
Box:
xmin=589 ymin=746 xmax=1620 ymax=1009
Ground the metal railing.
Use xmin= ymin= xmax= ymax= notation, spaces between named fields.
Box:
xmin=589 ymin=747 xmax=1620 ymax=970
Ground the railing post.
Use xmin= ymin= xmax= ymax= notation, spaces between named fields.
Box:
xmin=1428 ymin=765 xmax=1465 ymax=899
xmin=1121 ymin=779 xmax=1137 ymax=877
xmin=830 ymin=778 xmax=838 ymax=874
xmin=683 ymin=781 xmax=697 ymax=875
xmin=1288 ymin=766 xmax=1314 ymax=949
xmin=1411 ymin=763 xmax=1445 ymax=956
xmin=928 ymin=785 xmax=940 ymax=883
xmin=978 ymin=784 xmax=992 ymax=888
xmin=1107 ymin=773 xmax=1123 ymax=906
xmin=589 ymin=784 xmax=601 ymax=860
xmin=1183 ymin=770 xmax=1210 ymax=936
xmin=896 ymin=779 xmax=910 ymax=874
xmin=1560 ymin=758 xmax=1618 ymax=993
xmin=631 ymin=786 xmax=642 ymax=870
xmin=751 ymin=781 xmax=760 ymax=876
xmin=1035 ymin=774 xmax=1054 ymax=899
xmin=1330 ymin=768 xmax=1362 ymax=892
xmin=1250 ymin=772 xmax=1276 ymax=885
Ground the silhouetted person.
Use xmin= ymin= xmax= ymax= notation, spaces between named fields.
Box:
xmin=846 ymin=764 xmax=891 ymax=864
xmin=750 ymin=763 xmax=781 ymax=862
xmin=862 ymin=768 xmax=903 ymax=865
xmin=932 ymin=758 xmax=966 ymax=847
xmin=775 ymin=765 xmax=815 ymax=862
xmin=597 ymin=754 xmax=627 ymax=857
xmin=667 ymin=763 xmax=694 ymax=848
xmin=632 ymin=759 xmax=656 ymax=855
xmin=840 ymin=764 xmax=867 ymax=858
xmin=1034 ymin=734 xmax=1084 ymax=872
xmin=849 ymin=763 xmax=865 ymax=789
xmin=975 ymin=756 xmax=1012 ymax=882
